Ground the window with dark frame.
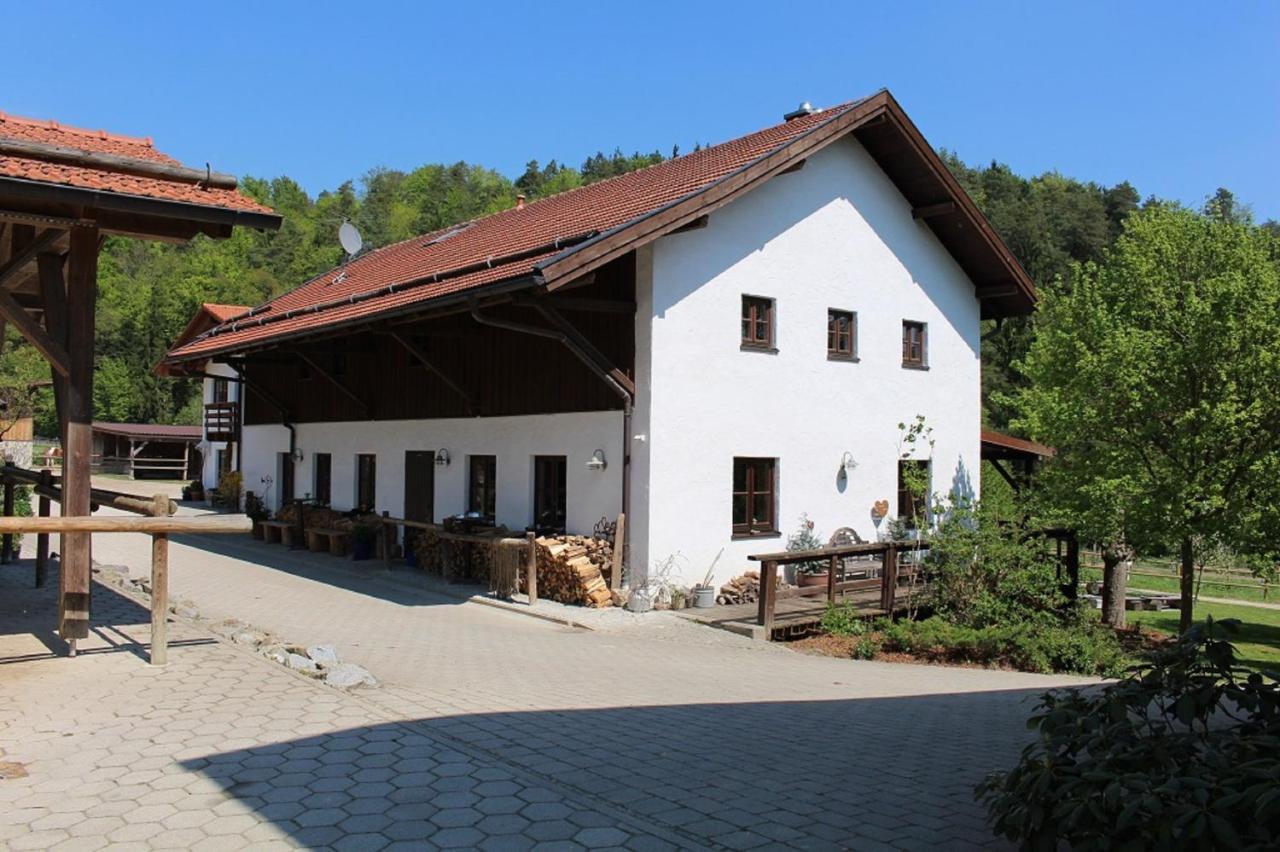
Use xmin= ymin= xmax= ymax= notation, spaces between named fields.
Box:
xmin=533 ymin=456 xmax=567 ymax=534
xmin=741 ymin=295 xmax=774 ymax=350
xmin=902 ymin=320 xmax=927 ymax=367
xmin=732 ymin=457 xmax=777 ymax=536
xmin=313 ymin=453 xmax=332 ymax=505
xmin=897 ymin=459 xmax=930 ymax=523
xmin=212 ymin=377 xmax=229 ymax=403
xmin=468 ymin=455 xmax=497 ymax=522
xmin=356 ymin=453 xmax=376 ymax=511
xmin=827 ymin=309 xmax=856 ymax=359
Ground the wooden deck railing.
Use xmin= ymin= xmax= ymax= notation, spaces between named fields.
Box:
xmin=748 ymin=539 xmax=927 ymax=635
xmin=204 ymin=401 xmax=239 ymax=442
xmin=0 ymin=465 xmax=249 ymax=665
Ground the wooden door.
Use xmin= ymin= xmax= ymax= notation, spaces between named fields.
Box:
xmin=404 ymin=451 xmax=434 ymax=523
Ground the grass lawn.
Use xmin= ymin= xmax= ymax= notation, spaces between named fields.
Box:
xmin=1127 ymin=600 xmax=1280 ymax=670
xmin=1083 ymin=566 xmax=1274 ymax=604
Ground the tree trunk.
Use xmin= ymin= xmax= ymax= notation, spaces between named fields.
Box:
xmin=1179 ymin=536 xmax=1194 ymax=634
xmin=1100 ymin=540 xmax=1133 ymax=628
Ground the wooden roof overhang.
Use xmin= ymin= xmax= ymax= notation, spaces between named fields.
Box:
xmin=536 ymin=90 xmax=1037 ymax=320
xmin=980 ymin=430 xmax=1055 ymax=463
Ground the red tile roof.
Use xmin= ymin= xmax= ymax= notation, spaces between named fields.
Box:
xmin=203 ymin=303 xmax=251 ymax=323
xmin=168 ymin=101 xmax=870 ymax=361
xmin=0 ymin=111 xmax=275 ymax=216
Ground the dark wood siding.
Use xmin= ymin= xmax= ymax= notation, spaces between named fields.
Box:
xmin=242 ymin=257 xmax=635 ymax=426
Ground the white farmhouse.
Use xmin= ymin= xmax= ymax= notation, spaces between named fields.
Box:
xmin=162 ymin=90 xmax=1036 ymax=588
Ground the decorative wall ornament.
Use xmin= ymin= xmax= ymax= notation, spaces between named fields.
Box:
xmin=871 ymin=499 xmax=890 ymax=519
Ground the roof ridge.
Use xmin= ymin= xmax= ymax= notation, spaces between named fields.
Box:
xmin=0 ymin=110 xmax=154 ymax=148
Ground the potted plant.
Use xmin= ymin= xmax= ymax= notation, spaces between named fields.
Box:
xmin=670 ymin=587 xmax=687 ymax=610
xmin=244 ymin=491 xmax=269 ymax=540
xmin=351 ymin=522 xmax=378 ymax=561
xmin=789 ymin=513 xmax=829 ymax=587
xmin=183 ymin=478 xmax=204 ymax=501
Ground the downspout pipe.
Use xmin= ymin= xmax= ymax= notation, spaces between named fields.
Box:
xmin=468 ymin=299 xmax=633 ymax=522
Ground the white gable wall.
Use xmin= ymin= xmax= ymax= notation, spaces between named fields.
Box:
xmin=631 ymin=135 xmax=982 ymax=589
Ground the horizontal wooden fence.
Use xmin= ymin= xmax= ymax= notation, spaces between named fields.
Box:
xmin=0 ymin=464 xmax=249 ymax=664
xmin=748 ymin=540 xmax=927 ymax=635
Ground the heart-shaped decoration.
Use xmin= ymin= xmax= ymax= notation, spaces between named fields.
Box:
xmin=872 ymin=499 xmax=890 ymax=518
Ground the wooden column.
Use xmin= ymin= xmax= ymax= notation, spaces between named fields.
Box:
xmin=758 ymin=559 xmax=778 ymax=635
xmin=1 ymin=478 xmax=13 ymax=564
xmin=525 ymin=531 xmax=538 ymax=605
xmin=150 ymin=533 xmax=168 ymax=666
xmin=59 ymin=225 xmax=98 ymax=642
xmin=880 ymin=544 xmax=899 ymax=612
xmin=827 ymin=554 xmax=838 ymax=604
xmin=35 ymin=470 xmax=51 ymax=588
xmin=610 ymin=512 xmax=625 ymax=590
xmin=1065 ymin=531 xmax=1080 ymax=601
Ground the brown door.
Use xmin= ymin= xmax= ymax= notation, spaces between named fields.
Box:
xmin=404 ymin=451 xmax=435 ymax=523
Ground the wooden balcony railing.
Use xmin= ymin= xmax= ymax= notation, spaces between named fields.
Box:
xmin=748 ymin=539 xmax=928 ymax=636
xmin=204 ymin=401 xmax=239 ymax=442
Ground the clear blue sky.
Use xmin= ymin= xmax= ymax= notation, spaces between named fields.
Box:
xmin=4 ymin=1 xmax=1277 ymax=219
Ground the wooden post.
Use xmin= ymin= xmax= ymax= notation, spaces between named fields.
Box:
xmin=880 ymin=544 xmax=899 ymax=612
xmin=149 ymin=533 xmax=168 ymax=666
xmin=610 ymin=512 xmax=626 ymax=590
xmin=59 ymin=224 xmax=99 ymax=642
xmin=35 ymin=470 xmax=51 ymax=588
xmin=1065 ymin=531 xmax=1080 ymax=601
xmin=382 ymin=510 xmax=393 ymax=568
xmin=525 ymin=530 xmax=538 ymax=606
xmin=827 ymin=554 xmax=838 ymax=604
xmin=758 ymin=559 xmax=778 ymax=635
xmin=1 ymin=477 xmax=13 ymax=564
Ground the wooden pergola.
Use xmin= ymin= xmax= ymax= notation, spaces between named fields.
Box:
xmin=0 ymin=111 xmax=280 ymax=646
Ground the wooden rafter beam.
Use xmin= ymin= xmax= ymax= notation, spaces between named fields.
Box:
xmin=911 ymin=201 xmax=957 ymax=220
xmin=989 ymin=458 xmax=1022 ymax=493
xmin=383 ymin=331 xmax=479 ymax=415
xmin=294 ymin=352 xmax=369 ymax=415
xmin=532 ymin=304 xmax=635 ymax=396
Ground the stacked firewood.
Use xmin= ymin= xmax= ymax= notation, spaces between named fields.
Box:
xmin=522 ymin=536 xmax=614 ymax=607
xmin=716 ymin=570 xmax=793 ymax=605
xmin=412 ymin=526 xmax=511 ymax=582
xmin=276 ymin=505 xmax=364 ymax=531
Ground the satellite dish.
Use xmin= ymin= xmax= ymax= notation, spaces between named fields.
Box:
xmin=338 ymin=221 xmax=363 ymax=256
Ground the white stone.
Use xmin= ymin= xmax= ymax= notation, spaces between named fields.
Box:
xmin=323 ymin=663 xmax=378 ymax=690
xmin=233 ymin=630 xmax=268 ymax=647
xmin=305 ymin=645 xmax=340 ymax=667
xmin=285 ymin=654 xmax=320 ymax=675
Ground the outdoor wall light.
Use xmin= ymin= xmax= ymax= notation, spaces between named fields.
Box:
xmin=291 ymin=448 xmax=304 ymax=463
xmin=840 ymin=452 xmax=858 ymax=472
xmin=434 ymin=448 xmax=451 ymax=467
xmin=586 ymin=449 xmax=607 ymax=471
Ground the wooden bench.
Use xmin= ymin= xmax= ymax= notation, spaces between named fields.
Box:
xmin=260 ymin=520 xmax=295 ymax=546
xmin=306 ymin=528 xmax=350 ymax=557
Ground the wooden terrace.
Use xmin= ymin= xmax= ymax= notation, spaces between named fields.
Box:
xmin=679 ymin=540 xmax=929 ymax=641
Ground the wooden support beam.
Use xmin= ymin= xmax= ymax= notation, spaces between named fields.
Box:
xmin=0 ymin=227 xmax=61 ymax=290
xmin=531 ymin=305 xmax=636 ymax=396
xmin=976 ymin=282 xmax=1022 ymax=298
xmin=525 ymin=531 xmax=538 ymax=606
xmin=294 ymin=352 xmax=369 ymax=415
xmin=150 ymin=533 xmax=169 ymax=666
xmin=668 ymin=214 xmax=709 ymax=234
xmin=911 ymin=201 xmax=957 ymax=220
xmin=384 ymin=331 xmax=479 ymax=414
xmin=35 ymin=471 xmax=51 ymax=589
xmin=0 ymin=285 xmax=70 ymax=377
xmin=1 ymin=479 xmax=13 ymax=564
xmin=989 ymin=458 xmax=1021 ymax=492
xmin=60 ymin=225 xmax=98 ymax=641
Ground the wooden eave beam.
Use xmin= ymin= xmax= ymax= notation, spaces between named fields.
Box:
xmin=515 ymin=294 xmax=636 ymax=314
xmin=667 ymin=215 xmax=709 ymax=235
xmin=294 ymin=352 xmax=369 ymax=415
xmin=911 ymin=201 xmax=956 ymax=219
xmin=383 ymin=331 xmax=479 ymax=415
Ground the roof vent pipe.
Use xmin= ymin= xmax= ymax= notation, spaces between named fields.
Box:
xmin=515 ymin=194 xmax=526 ymax=211
xmin=783 ymin=101 xmax=816 ymax=121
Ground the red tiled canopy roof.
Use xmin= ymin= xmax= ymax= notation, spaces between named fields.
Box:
xmin=166 ymin=90 xmax=1036 ymax=362
xmin=0 ymin=111 xmax=275 ymax=217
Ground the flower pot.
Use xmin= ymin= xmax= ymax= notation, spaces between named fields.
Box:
xmin=693 ymin=586 xmax=716 ymax=608
xmin=797 ymin=572 xmax=830 ymax=588
xmin=251 ymin=521 xmax=265 ymax=541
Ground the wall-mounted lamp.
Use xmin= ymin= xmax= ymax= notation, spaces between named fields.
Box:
xmin=291 ymin=448 xmax=304 ymax=463
xmin=840 ymin=452 xmax=858 ymax=472
xmin=585 ymin=449 xmax=607 ymax=472
xmin=434 ymin=448 xmax=451 ymax=467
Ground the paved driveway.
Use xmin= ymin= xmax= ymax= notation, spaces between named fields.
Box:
xmin=0 ymin=507 xmax=1092 ymax=850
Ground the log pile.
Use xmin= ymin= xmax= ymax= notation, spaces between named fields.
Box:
xmin=412 ymin=526 xmax=511 ymax=582
xmin=276 ymin=505 xmax=376 ymax=532
xmin=716 ymin=570 xmax=793 ymax=605
xmin=521 ymin=535 xmax=614 ymax=607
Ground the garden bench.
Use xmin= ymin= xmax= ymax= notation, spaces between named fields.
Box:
xmin=260 ymin=520 xmax=294 ymax=546
xmin=306 ymin=528 xmax=350 ymax=557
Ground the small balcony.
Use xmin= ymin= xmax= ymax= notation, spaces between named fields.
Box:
xmin=204 ymin=402 xmax=239 ymax=443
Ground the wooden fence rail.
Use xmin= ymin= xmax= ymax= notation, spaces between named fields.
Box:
xmin=375 ymin=515 xmax=539 ymax=605
xmin=748 ymin=540 xmax=927 ymax=636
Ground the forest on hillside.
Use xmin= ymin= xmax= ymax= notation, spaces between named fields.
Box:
xmin=0 ymin=141 xmax=1270 ymax=438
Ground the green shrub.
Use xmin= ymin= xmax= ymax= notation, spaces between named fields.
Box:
xmin=879 ymin=615 xmax=1125 ymax=676
xmin=851 ymin=637 xmax=879 ymax=660
xmin=819 ymin=601 xmax=868 ymax=637
xmin=978 ymin=618 xmax=1280 ymax=850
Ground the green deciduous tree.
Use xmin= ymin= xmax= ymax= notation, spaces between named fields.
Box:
xmin=1014 ymin=206 xmax=1280 ymax=631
